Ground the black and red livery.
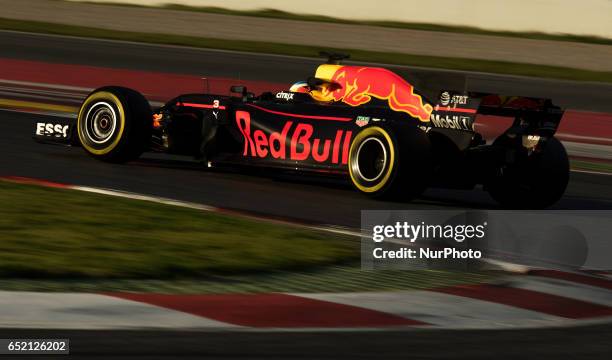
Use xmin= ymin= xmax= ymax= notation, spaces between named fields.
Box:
xmin=34 ymin=53 xmax=569 ymax=208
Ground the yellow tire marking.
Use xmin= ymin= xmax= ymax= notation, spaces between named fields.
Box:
xmin=77 ymin=91 xmax=125 ymax=155
xmin=349 ymin=126 xmax=395 ymax=193
xmin=0 ymin=98 xmax=78 ymax=113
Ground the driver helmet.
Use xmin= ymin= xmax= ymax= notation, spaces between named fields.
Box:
xmin=289 ymin=81 xmax=310 ymax=93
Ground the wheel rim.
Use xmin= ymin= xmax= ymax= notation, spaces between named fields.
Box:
xmin=84 ymin=102 xmax=117 ymax=144
xmin=353 ymin=137 xmax=388 ymax=182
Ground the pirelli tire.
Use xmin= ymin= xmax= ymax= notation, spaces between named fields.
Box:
xmin=486 ymin=136 xmax=569 ymax=209
xmin=77 ymin=86 xmax=152 ymax=163
xmin=348 ymin=124 xmax=432 ymax=201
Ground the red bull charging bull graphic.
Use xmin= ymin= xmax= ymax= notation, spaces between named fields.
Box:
xmin=311 ymin=65 xmax=433 ymax=122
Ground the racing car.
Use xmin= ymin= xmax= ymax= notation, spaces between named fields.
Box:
xmin=34 ymin=53 xmax=569 ymax=208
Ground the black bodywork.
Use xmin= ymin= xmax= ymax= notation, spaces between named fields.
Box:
xmin=145 ymin=88 xmax=563 ymax=190
xmin=32 ymin=56 xmax=565 ymax=195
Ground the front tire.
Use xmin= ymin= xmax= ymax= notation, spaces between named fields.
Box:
xmin=77 ymin=86 xmax=152 ymax=163
xmin=486 ymin=136 xmax=569 ymax=209
xmin=348 ymin=125 xmax=432 ymax=201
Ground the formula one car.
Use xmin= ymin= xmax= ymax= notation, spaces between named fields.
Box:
xmin=34 ymin=53 xmax=569 ymax=208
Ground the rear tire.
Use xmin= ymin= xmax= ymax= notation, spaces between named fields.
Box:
xmin=486 ymin=136 xmax=569 ymax=209
xmin=348 ymin=125 xmax=431 ymax=201
xmin=77 ymin=86 xmax=152 ymax=163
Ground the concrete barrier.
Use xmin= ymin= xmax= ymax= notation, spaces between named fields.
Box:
xmin=67 ymin=0 xmax=612 ymax=39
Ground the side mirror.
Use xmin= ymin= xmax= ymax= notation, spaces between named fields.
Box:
xmin=230 ymin=85 xmax=246 ymax=95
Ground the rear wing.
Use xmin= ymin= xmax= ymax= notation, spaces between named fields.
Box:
xmin=472 ymin=92 xmax=564 ymax=137
xmin=432 ymin=91 xmax=564 ymax=137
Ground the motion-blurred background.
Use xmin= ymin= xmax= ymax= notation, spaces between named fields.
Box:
xmin=0 ymin=1 xmax=611 ymax=359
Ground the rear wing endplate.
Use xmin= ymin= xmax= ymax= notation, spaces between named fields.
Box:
xmin=434 ymin=90 xmax=564 ymax=137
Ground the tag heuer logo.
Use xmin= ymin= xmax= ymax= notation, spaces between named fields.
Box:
xmin=356 ymin=116 xmax=370 ymax=127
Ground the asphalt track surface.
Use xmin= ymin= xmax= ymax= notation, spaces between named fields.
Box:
xmin=2 ymin=324 xmax=611 ymax=359
xmin=3 ymin=110 xmax=612 ymax=227
xmin=2 ymin=32 xmax=609 ymax=225
xmin=3 ymin=30 xmax=612 ymax=112
xmin=1 ymin=32 xmax=612 ymax=359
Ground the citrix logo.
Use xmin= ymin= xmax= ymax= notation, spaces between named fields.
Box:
xmin=276 ymin=92 xmax=294 ymax=100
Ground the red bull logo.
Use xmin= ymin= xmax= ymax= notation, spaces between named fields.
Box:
xmin=235 ymin=111 xmax=352 ymax=164
xmin=311 ymin=65 xmax=433 ymax=122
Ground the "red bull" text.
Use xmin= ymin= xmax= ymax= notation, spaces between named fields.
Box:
xmin=235 ymin=111 xmax=353 ymax=164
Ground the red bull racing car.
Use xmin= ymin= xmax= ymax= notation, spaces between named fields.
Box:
xmin=34 ymin=53 xmax=569 ymax=208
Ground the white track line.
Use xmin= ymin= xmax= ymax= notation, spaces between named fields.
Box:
xmin=299 ymin=291 xmax=567 ymax=329
xmin=70 ymin=185 xmax=361 ymax=237
xmin=571 ymin=169 xmax=612 ymax=176
xmin=0 ymin=291 xmax=238 ymax=330
xmin=0 ymin=78 xmax=93 ymax=92
xmin=563 ymin=141 xmax=612 ymax=160
xmin=72 ymin=185 xmax=217 ymax=211
xmin=512 ymin=276 xmax=612 ymax=307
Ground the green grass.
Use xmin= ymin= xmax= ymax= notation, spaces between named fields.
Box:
xmin=0 ymin=180 xmax=499 ymax=292
xmin=0 ymin=181 xmax=357 ymax=279
xmin=2 ymin=17 xmax=612 ymax=83
xmin=571 ymin=159 xmax=612 ymax=173
xmin=85 ymin=2 xmax=612 ymax=46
